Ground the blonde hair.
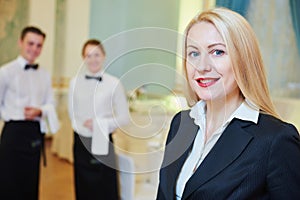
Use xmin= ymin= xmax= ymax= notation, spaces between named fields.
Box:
xmin=183 ymin=7 xmax=279 ymax=118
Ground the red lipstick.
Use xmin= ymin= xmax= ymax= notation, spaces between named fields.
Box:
xmin=196 ymin=78 xmax=219 ymax=87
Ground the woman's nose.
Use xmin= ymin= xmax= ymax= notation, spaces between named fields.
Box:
xmin=196 ymin=53 xmax=212 ymax=72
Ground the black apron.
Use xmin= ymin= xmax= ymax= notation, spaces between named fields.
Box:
xmin=73 ymin=131 xmax=119 ymax=200
xmin=0 ymin=120 xmax=44 ymax=200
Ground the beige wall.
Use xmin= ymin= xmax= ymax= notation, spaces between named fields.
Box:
xmin=28 ymin=0 xmax=90 ymax=78
xmin=28 ymin=0 xmax=56 ymax=74
xmin=63 ymin=0 xmax=90 ymax=78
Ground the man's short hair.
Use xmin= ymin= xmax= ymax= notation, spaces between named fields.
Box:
xmin=20 ymin=26 xmax=46 ymax=40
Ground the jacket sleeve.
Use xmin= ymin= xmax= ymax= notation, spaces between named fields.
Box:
xmin=267 ymin=123 xmax=300 ymax=199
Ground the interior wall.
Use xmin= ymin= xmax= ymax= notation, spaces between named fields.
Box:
xmin=28 ymin=0 xmax=90 ymax=81
xmin=28 ymin=0 xmax=56 ymax=74
xmin=89 ymin=0 xmax=180 ymax=94
xmin=0 ymin=0 xmax=30 ymax=66
xmin=63 ymin=0 xmax=90 ymax=79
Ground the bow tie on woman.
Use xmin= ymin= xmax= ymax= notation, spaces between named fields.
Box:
xmin=85 ymin=75 xmax=102 ymax=82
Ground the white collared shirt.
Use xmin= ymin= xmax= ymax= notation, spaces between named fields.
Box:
xmin=0 ymin=56 xmax=59 ymax=133
xmin=176 ymin=100 xmax=259 ymax=199
xmin=68 ymin=69 xmax=130 ymax=137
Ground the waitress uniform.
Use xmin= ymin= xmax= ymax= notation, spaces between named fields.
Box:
xmin=68 ymin=70 xmax=130 ymax=200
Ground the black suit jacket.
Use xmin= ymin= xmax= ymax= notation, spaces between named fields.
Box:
xmin=157 ymin=110 xmax=300 ymax=200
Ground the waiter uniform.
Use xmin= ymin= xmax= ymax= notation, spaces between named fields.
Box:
xmin=68 ymin=70 xmax=130 ymax=200
xmin=0 ymin=56 xmax=59 ymax=200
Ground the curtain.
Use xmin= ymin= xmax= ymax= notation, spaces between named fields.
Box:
xmin=247 ymin=0 xmax=300 ymax=98
xmin=290 ymin=0 xmax=300 ymax=55
xmin=215 ymin=0 xmax=250 ymax=17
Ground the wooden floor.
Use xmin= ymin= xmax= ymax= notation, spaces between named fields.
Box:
xmin=39 ymin=139 xmax=75 ymax=200
xmin=38 ymin=139 xmax=158 ymax=200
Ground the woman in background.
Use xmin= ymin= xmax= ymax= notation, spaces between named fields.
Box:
xmin=68 ymin=39 xmax=130 ymax=200
xmin=157 ymin=8 xmax=300 ymax=199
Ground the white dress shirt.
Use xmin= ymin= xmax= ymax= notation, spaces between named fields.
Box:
xmin=68 ymin=69 xmax=130 ymax=155
xmin=176 ymin=100 xmax=259 ymax=199
xmin=0 ymin=56 xmax=59 ymax=133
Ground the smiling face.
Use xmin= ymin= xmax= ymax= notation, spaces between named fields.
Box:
xmin=185 ymin=21 xmax=241 ymax=102
xmin=19 ymin=32 xmax=44 ymax=64
xmin=83 ymin=44 xmax=105 ymax=74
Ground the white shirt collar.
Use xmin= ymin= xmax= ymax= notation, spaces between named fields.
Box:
xmin=189 ymin=100 xmax=206 ymax=126
xmin=17 ymin=56 xmax=28 ymax=69
xmin=85 ymin=69 xmax=104 ymax=77
xmin=233 ymin=99 xmax=259 ymax=124
xmin=190 ymin=99 xmax=259 ymax=128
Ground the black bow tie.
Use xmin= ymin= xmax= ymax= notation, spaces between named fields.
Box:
xmin=25 ymin=64 xmax=39 ymax=70
xmin=85 ymin=75 xmax=102 ymax=82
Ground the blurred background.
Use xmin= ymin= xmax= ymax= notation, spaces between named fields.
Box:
xmin=1 ymin=0 xmax=299 ymax=199
xmin=1 ymin=0 xmax=299 ymax=97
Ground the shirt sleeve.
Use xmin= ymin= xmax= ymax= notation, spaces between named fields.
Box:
xmin=39 ymin=73 xmax=59 ymax=133
xmin=68 ymin=78 xmax=81 ymax=132
xmin=0 ymin=66 xmax=9 ymax=120
xmin=0 ymin=67 xmax=8 ymax=120
xmin=96 ymin=81 xmax=130 ymax=133
xmin=67 ymin=78 xmax=75 ymax=124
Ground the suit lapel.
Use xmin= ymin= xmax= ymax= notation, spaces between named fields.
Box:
xmin=182 ymin=119 xmax=254 ymax=199
xmin=160 ymin=111 xmax=198 ymax=198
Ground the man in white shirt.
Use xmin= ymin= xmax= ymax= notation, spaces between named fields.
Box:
xmin=0 ymin=26 xmax=58 ymax=200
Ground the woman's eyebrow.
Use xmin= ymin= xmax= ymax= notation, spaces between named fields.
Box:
xmin=187 ymin=43 xmax=226 ymax=50
xmin=207 ymin=43 xmax=226 ymax=49
xmin=186 ymin=44 xmax=198 ymax=49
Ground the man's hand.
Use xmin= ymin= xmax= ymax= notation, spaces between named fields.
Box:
xmin=24 ymin=107 xmax=42 ymax=120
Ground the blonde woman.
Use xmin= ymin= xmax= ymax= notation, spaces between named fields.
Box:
xmin=157 ymin=8 xmax=300 ymax=199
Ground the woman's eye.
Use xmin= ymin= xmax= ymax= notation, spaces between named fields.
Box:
xmin=212 ymin=49 xmax=225 ymax=56
xmin=188 ymin=51 xmax=199 ymax=58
